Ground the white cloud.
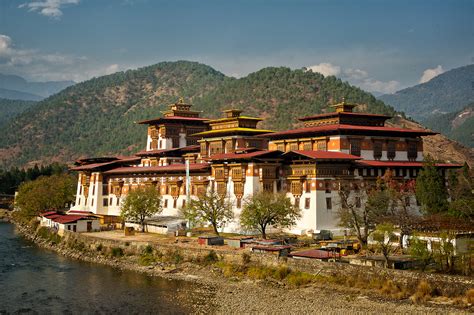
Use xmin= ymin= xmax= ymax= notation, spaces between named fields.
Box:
xmin=0 ymin=34 xmax=125 ymax=82
xmin=419 ymin=65 xmax=444 ymax=83
xmin=306 ymin=62 xmax=400 ymax=94
xmin=19 ymin=0 xmax=80 ymax=18
xmin=105 ymin=64 xmax=119 ymax=75
xmin=307 ymin=62 xmax=341 ymax=77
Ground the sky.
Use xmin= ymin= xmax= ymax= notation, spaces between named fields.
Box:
xmin=0 ymin=0 xmax=473 ymax=94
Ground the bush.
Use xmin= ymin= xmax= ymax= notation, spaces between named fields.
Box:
xmin=142 ymin=245 xmax=153 ymax=255
xmin=139 ymin=253 xmax=155 ymax=266
xmin=111 ymin=247 xmax=124 ymax=257
xmin=96 ymin=243 xmax=103 ymax=252
xmin=163 ymin=249 xmax=183 ymax=264
xmin=203 ymin=250 xmax=219 ymax=264
xmin=274 ymin=265 xmax=291 ymax=281
xmin=241 ymin=252 xmax=251 ymax=265
xmin=247 ymin=266 xmax=274 ymax=280
xmin=466 ymin=288 xmax=474 ymax=304
xmin=286 ymin=271 xmax=314 ymax=287
xmin=410 ymin=280 xmax=433 ymax=303
xmin=36 ymin=227 xmax=62 ymax=245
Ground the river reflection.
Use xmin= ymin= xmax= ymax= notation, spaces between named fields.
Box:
xmin=0 ymin=222 xmax=212 ymax=314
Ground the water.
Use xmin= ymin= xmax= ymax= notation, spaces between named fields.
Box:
xmin=0 ymin=222 xmax=211 ymax=314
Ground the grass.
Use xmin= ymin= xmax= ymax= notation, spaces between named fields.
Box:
xmin=410 ymin=280 xmax=433 ymax=303
xmin=110 ymin=247 xmax=124 ymax=257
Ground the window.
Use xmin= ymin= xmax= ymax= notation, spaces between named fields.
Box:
xmin=200 ymin=143 xmax=207 ymax=155
xmin=325 ymin=181 xmax=331 ymax=193
xmin=316 ymin=140 xmax=327 ymax=151
xmin=373 ymin=141 xmax=382 ymax=160
xmin=79 ymin=186 xmax=82 ymax=195
xmin=263 ymin=182 xmax=273 ymax=192
xmin=92 ymin=184 xmax=95 ymax=195
xmin=182 ymin=199 xmax=186 ymax=208
xmin=67 ymin=225 xmax=71 ymax=231
xmin=405 ymin=196 xmax=411 ymax=207
xmin=164 ymin=199 xmax=168 ymax=208
xmin=91 ymin=199 xmax=94 ymax=207
xmin=236 ymin=198 xmax=242 ymax=208
xmin=387 ymin=141 xmax=396 ymax=160
xmin=172 ymin=137 xmax=179 ymax=148
xmin=116 ymin=198 xmax=119 ymax=206
xmin=294 ymin=197 xmax=300 ymax=207
xmin=78 ymin=198 xmax=81 ymax=205
xmin=350 ymin=139 xmax=361 ymax=156
xmin=103 ymin=198 xmax=108 ymax=207
xmin=305 ymin=180 xmax=311 ymax=193
xmin=289 ymin=142 xmax=298 ymax=151
xmin=304 ymin=198 xmax=311 ymax=209
xmin=173 ymin=199 xmax=177 ymax=209
xmin=303 ymin=142 xmax=312 ymax=151
xmin=217 ymin=182 xmax=226 ymax=195
xmin=326 ymin=197 xmax=332 ymax=210
xmin=277 ymin=143 xmax=285 ymax=151
xmin=73 ymin=225 xmax=77 ymax=232
xmin=407 ymin=141 xmax=418 ymax=161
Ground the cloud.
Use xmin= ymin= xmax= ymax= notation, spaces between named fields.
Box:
xmin=0 ymin=34 xmax=126 ymax=82
xmin=19 ymin=0 xmax=80 ymax=18
xmin=306 ymin=62 xmax=400 ymax=94
xmin=419 ymin=65 xmax=444 ymax=83
xmin=307 ymin=63 xmax=341 ymax=77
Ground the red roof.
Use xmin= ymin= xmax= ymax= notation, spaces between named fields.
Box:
xmin=356 ymin=160 xmax=463 ymax=168
xmin=53 ymin=215 xmax=89 ymax=224
xmin=135 ymin=145 xmax=200 ymax=157
xmin=40 ymin=211 xmax=57 ymax=217
xmin=298 ymin=111 xmax=391 ymax=121
xmin=103 ymin=163 xmax=210 ymax=174
xmin=137 ymin=116 xmax=209 ymax=125
xmin=284 ymin=150 xmax=361 ymax=160
xmin=70 ymin=156 xmax=140 ymax=171
xmin=207 ymin=150 xmax=282 ymax=161
xmin=260 ymin=124 xmax=437 ymax=139
xmin=290 ymin=249 xmax=336 ymax=259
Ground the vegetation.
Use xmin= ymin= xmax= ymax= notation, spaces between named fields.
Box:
xmin=447 ymin=163 xmax=474 ymax=220
xmin=408 ymin=237 xmax=433 ymax=271
xmin=15 ymin=173 xmax=76 ymax=218
xmin=370 ymin=223 xmax=397 ymax=268
xmin=0 ymin=163 xmax=68 ymax=195
xmin=240 ymin=191 xmax=301 ymax=239
xmin=0 ymin=61 xmax=398 ymax=168
xmin=379 ymin=64 xmax=474 ymax=122
xmin=415 ymin=157 xmax=449 ymax=214
xmin=0 ymin=98 xmax=37 ymax=127
xmin=180 ymin=190 xmax=233 ymax=235
xmin=120 ymin=185 xmax=163 ymax=232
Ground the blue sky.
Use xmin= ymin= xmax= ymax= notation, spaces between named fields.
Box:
xmin=0 ymin=0 xmax=472 ymax=93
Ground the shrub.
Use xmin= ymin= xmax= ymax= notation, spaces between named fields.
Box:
xmin=286 ymin=271 xmax=314 ymax=287
xmin=163 ymin=249 xmax=183 ymax=264
xmin=142 ymin=245 xmax=153 ymax=255
xmin=380 ymin=280 xmax=401 ymax=296
xmin=241 ymin=252 xmax=251 ymax=265
xmin=203 ymin=250 xmax=219 ymax=264
xmin=139 ymin=253 xmax=155 ymax=266
xmin=410 ymin=280 xmax=433 ymax=303
xmin=111 ymin=247 xmax=124 ymax=257
xmin=274 ymin=265 xmax=291 ymax=281
xmin=247 ymin=266 xmax=274 ymax=280
xmin=466 ymin=288 xmax=474 ymax=304
xmin=96 ymin=243 xmax=103 ymax=252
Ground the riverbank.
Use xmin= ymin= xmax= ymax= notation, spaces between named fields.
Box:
xmin=13 ymin=218 xmax=474 ymax=314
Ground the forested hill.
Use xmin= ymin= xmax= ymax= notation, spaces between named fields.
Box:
xmin=0 ymin=98 xmax=37 ymax=127
xmin=379 ymin=64 xmax=474 ymax=121
xmin=0 ymin=60 xmax=412 ymax=168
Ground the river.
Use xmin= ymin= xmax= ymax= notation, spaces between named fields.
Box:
xmin=0 ymin=222 xmax=212 ymax=314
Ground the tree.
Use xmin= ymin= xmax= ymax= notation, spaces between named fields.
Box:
xmin=240 ymin=191 xmax=301 ymax=239
xmin=370 ymin=223 xmax=398 ymax=268
xmin=120 ymin=185 xmax=163 ymax=232
xmin=15 ymin=173 xmax=77 ymax=218
xmin=415 ymin=157 xmax=448 ymax=214
xmin=180 ymin=190 xmax=233 ymax=236
xmin=337 ymin=181 xmax=387 ymax=246
xmin=408 ymin=237 xmax=433 ymax=271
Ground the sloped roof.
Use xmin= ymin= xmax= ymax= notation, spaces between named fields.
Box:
xmin=207 ymin=150 xmax=283 ymax=161
xmin=103 ymin=163 xmax=210 ymax=174
xmin=283 ymin=150 xmax=361 ymax=160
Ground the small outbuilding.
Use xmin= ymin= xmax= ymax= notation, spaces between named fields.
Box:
xmin=198 ymin=235 xmax=224 ymax=246
xmin=39 ymin=211 xmax=100 ymax=235
xmin=251 ymin=245 xmax=292 ymax=257
xmin=290 ymin=249 xmax=340 ymax=261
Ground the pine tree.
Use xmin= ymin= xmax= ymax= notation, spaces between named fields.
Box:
xmin=415 ymin=157 xmax=448 ymax=214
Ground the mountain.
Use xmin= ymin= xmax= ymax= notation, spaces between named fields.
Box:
xmin=0 ymin=88 xmax=42 ymax=101
xmin=422 ymin=104 xmax=474 ymax=148
xmin=0 ymin=73 xmax=74 ymax=100
xmin=0 ymin=60 xmax=470 ymax=168
xmin=379 ymin=64 xmax=474 ymax=121
xmin=0 ymin=98 xmax=37 ymax=127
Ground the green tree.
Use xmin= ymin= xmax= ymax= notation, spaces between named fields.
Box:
xmin=370 ymin=223 xmax=398 ymax=268
xmin=240 ymin=192 xmax=301 ymax=239
xmin=15 ymin=173 xmax=76 ymax=218
xmin=415 ymin=157 xmax=448 ymax=214
xmin=180 ymin=190 xmax=233 ymax=236
xmin=408 ymin=237 xmax=433 ymax=271
xmin=120 ymin=186 xmax=163 ymax=232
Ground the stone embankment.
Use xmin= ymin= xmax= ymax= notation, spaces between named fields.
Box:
xmin=12 ymin=220 xmax=474 ymax=314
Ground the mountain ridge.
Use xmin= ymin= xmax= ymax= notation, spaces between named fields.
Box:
xmin=0 ymin=61 xmax=471 ymax=168
xmin=0 ymin=73 xmax=74 ymax=100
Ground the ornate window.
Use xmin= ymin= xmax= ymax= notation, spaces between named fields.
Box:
xmin=350 ymin=139 xmax=361 ymax=156
xmin=217 ymin=182 xmax=226 ymax=195
xmin=373 ymin=141 xmax=382 ymax=160
xmin=289 ymin=142 xmax=298 ymax=151
xmin=277 ymin=143 xmax=285 ymax=151
xmin=387 ymin=141 xmax=396 ymax=160
xmin=407 ymin=141 xmax=418 ymax=161
xmin=316 ymin=140 xmax=327 ymax=151
xmin=303 ymin=142 xmax=312 ymax=151
xmin=263 ymin=182 xmax=273 ymax=192
xmin=234 ymin=182 xmax=244 ymax=195
xmin=304 ymin=198 xmax=311 ymax=209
